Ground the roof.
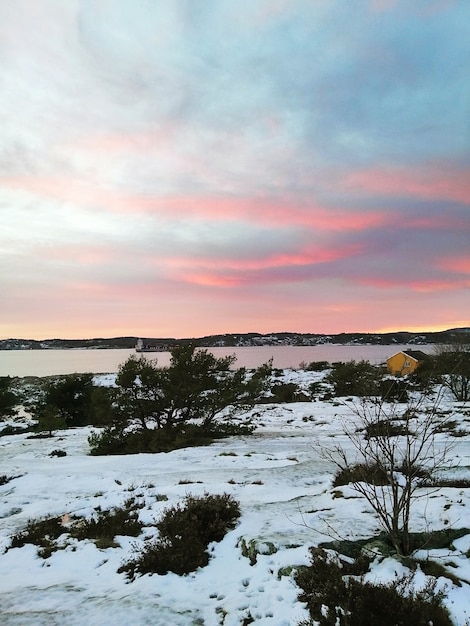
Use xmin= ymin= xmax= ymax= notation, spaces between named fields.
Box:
xmin=387 ymin=349 xmax=430 ymax=362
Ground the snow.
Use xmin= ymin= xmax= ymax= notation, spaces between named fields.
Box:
xmin=1 ymin=370 xmax=470 ymax=625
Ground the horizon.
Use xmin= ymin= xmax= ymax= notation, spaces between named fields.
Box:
xmin=1 ymin=2 xmax=469 ymax=339
xmin=2 ymin=324 xmax=468 ymax=343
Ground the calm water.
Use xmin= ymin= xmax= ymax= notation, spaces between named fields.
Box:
xmin=0 ymin=345 xmax=436 ymax=377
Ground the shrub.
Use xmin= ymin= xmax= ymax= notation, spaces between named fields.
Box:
xmin=326 ymin=360 xmax=381 ymax=397
xmin=270 ymin=383 xmax=301 ymax=403
xmin=10 ymin=516 xmax=65 ymax=559
xmin=119 ymin=492 xmax=240 ymax=578
xmin=380 ymin=378 xmax=409 ymax=402
xmin=89 ymin=421 xmax=254 ymax=456
xmin=70 ymin=499 xmax=143 ymax=548
xmin=304 ymin=361 xmax=330 ymax=372
xmin=364 ymin=419 xmax=409 ymax=439
xmin=9 ymin=499 xmax=144 ymax=556
xmin=49 ymin=449 xmax=67 ymax=457
xmin=0 ymin=474 xmax=19 ymax=485
xmin=296 ymin=547 xmax=453 ymax=626
xmin=333 ymin=463 xmax=390 ymax=487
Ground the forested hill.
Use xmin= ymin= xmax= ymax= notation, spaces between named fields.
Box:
xmin=1 ymin=328 xmax=469 ymax=350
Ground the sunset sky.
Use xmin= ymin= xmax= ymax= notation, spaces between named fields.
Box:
xmin=1 ymin=0 xmax=469 ymax=340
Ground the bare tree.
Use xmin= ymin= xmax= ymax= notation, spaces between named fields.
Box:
xmin=434 ymin=341 xmax=470 ymax=402
xmin=323 ymin=388 xmax=454 ymax=556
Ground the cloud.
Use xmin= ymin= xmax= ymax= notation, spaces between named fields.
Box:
xmin=0 ymin=1 xmax=469 ymax=338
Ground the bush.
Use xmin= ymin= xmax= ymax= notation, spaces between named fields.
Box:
xmin=333 ymin=463 xmax=390 ymax=487
xmin=10 ymin=516 xmax=65 ymax=559
xmin=119 ymin=493 xmax=240 ymax=578
xmin=70 ymin=499 xmax=143 ymax=548
xmin=296 ymin=547 xmax=453 ymax=626
xmin=326 ymin=360 xmax=382 ymax=397
xmin=304 ymin=361 xmax=330 ymax=371
xmin=364 ymin=419 xmax=409 ymax=439
xmin=9 ymin=499 xmax=144 ymax=556
xmin=270 ymin=383 xmax=301 ymax=403
xmin=89 ymin=422 xmax=254 ymax=456
xmin=380 ymin=378 xmax=409 ymax=402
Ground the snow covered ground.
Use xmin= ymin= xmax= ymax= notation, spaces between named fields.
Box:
xmin=1 ymin=369 xmax=469 ymax=625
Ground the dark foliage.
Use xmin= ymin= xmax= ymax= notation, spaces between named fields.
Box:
xmin=89 ymin=345 xmax=268 ymax=455
xmin=304 ymin=361 xmax=330 ymax=371
xmin=10 ymin=516 xmax=65 ymax=558
xmin=270 ymin=382 xmax=301 ymax=403
xmin=49 ymin=449 xmax=67 ymax=457
xmin=326 ymin=360 xmax=382 ymax=397
xmin=333 ymin=461 xmax=430 ymax=488
xmin=434 ymin=348 xmax=470 ymax=401
xmin=88 ymin=421 xmax=254 ymax=455
xmin=0 ymin=474 xmax=19 ymax=485
xmin=364 ymin=419 xmax=410 ymax=439
xmin=380 ymin=378 xmax=410 ymax=402
xmin=333 ymin=463 xmax=390 ymax=487
xmin=70 ymin=500 xmax=143 ymax=548
xmin=119 ymin=493 xmax=240 ymax=578
xmin=9 ymin=499 xmax=144 ymax=556
xmin=296 ymin=547 xmax=453 ymax=626
xmin=0 ymin=376 xmax=18 ymax=420
xmin=33 ymin=373 xmax=96 ymax=428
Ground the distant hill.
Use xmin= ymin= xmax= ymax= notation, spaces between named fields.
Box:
xmin=1 ymin=328 xmax=469 ymax=350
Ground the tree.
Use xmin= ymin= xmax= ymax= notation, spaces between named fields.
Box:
xmin=0 ymin=377 xmax=18 ymax=420
xmin=92 ymin=345 xmax=272 ymax=454
xmin=35 ymin=404 xmax=66 ymax=437
xmin=37 ymin=373 xmax=96 ymax=427
xmin=434 ymin=342 xmax=470 ymax=401
xmin=326 ymin=360 xmax=382 ymax=397
xmin=323 ymin=389 xmax=453 ymax=556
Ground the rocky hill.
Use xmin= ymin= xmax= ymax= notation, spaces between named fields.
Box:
xmin=1 ymin=328 xmax=469 ymax=350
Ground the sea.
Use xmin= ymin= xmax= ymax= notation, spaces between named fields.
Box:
xmin=0 ymin=344 xmax=437 ymax=378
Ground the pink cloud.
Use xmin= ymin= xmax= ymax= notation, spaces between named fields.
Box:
xmin=164 ymin=244 xmax=362 ymax=287
xmin=1 ymin=174 xmax=388 ymax=232
xmin=358 ymin=275 xmax=469 ymax=292
xmin=344 ymin=163 xmax=470 ymax=205
xmin=439 ymin=255 xmax=470 ymax=275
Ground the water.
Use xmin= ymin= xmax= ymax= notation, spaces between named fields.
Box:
xmin=0 ymin=344 xmax=436 ymax=377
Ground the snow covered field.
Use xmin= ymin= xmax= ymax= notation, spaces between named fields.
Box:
xmin=1 ymin=369 xmax=469 ymax=625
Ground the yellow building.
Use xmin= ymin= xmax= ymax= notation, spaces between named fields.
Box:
xmin=386 ymin=350 xmax=429 ymax=376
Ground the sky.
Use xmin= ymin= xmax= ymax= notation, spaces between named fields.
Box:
xmin=1 ymin=0 xmax=469 ymax=340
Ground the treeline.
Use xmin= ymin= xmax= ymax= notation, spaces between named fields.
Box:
xmin=1 ymin=327 xmax=469 ymax=350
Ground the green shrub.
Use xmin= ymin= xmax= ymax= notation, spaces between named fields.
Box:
xmin=70 ymin=499 xmax=143 ymax=548
xmin=119 ymin=492 xmax=240 ymax=578
xmin=270 ymin=382 xmax=301 ymax=403
xmin=89 ymin=422 xmax=254 ymax=456
xmin=326 ymin=360 xmax=381 ymax=397
xmin=9 ymin=499 xmax=144 ymax=556
xmin=296 ymin=547 xmax=453 ymax=626
xmin=10 ymin=516 xmax=65 ymax=559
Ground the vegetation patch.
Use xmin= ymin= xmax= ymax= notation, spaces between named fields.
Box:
xmin=119 ymin=492 xmax=240 ymax=579
xmin=363 ymin=419 xmax=410 ymax=438
xmin=295 ymin=547 xmax=453 ymax=626
xmin=8 ymin=498 xmax=144 ymax=557
xmin=320 ymin=527 xmax=470 ymax=559
xmin=333 ymin=463 xmax=390 ymax=487
xmin=70 ymin=498 xmax=143 ymax=548
xmin=0 ymin=474 xmax=21 ymax=486
xmin=10 ymin=516 xmax=66 ymax=559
